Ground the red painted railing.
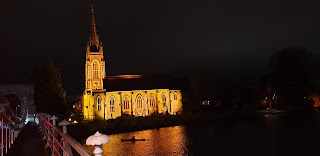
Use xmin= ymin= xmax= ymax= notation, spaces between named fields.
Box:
xmin=38 ymin=114 xmax=93 ymax=156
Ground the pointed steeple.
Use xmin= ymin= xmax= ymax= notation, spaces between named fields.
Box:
xmin=89 ymin=1 xmax=99 ymax=48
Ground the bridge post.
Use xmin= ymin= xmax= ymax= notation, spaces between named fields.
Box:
xmin=5 ymin=125 xmax=7 ymax=154
xmin=11 ymin=129 xmax=13 ymax=145
xmin=1 ymin=118 xmax=3 ymax=156
xmin=8 ymin=125 xmax=11 ymax=148
xmin=50 ymin=115 xmax=58 ymax=156
xmin=86 ymin=131 xmax=110 ymax=156
xmin=39 ymin=114 xmax=44 ymax=135
xmin=45 ymin=115 xmax=52 ymax=148
xmin=42 ymin=115 xmax=47 ymax=141
xmin=58 ymin=120 xmax=73 ymax=156
xmin=14 ymin=130 xmax=18 ymax=140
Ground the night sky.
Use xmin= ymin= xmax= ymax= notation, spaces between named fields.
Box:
xmin=1 ymin=0 xmax=320 ymax=96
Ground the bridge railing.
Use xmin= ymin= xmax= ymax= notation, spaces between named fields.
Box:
xmin=0 ymin=118 xmax=23 ymax=156
xmin=1 ymin=126 xmax=13 ymax=156
xmin=38 ymin=113 xmax=93 ymax=156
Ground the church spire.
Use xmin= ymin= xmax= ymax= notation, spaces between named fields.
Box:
xmin=89 ymin=0 xmax=99 ymax=48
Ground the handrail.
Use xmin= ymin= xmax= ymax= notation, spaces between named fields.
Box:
xmin=0 ymin=121 xmax=22 ymax=156
xmin=39 ymin=115 xmax=93 ymax=156
xmin=59 ymin=133 xmax=92 ymax=156
xmin=42 ymin=121 xmax=68 ymax=156
xmin=50 ymin=122 xmax=93 ymax=156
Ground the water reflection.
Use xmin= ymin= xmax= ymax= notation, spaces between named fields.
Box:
xmin=84 ymin=126 xmax=188 ymax=156
xmin=83 ymin=112 xmax=320 ymax=156
xmin=263 ymin=114 xmax=278 ymax=120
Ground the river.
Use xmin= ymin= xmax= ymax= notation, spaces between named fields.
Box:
xmin=83 ymin=111 xmax=320 ymax=156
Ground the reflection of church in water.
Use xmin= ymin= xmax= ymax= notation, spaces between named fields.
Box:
xmin=82 ymin=5 xmax=183 ymax=120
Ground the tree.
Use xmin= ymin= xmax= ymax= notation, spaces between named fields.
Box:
xmin=267 ymin=47 xmax=314 ymax=107
xmin=32 ymin=60 xmax=69 ymax=116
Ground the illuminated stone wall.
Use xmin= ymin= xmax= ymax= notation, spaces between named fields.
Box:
xmin=82 ymin=89 xmax=183 ymax=120
xmin=170 ymin=90 xmax=183 ymax=115
xmin=120 ymin=91 xmax=133 ymax=115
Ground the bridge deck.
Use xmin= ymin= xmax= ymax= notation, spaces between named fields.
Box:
xmin=6 ymin=122 xmax=48 ymax=156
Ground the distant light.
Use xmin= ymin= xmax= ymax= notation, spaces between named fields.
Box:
xmin=74 ymin=120 xmax=78 ymax=123
xmin=69 ymin=118 xmax=72 ymax=121
xmin=201 ymin=101 xmax=210 ymax=105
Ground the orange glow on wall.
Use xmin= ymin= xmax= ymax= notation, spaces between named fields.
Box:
xmin=106 ymin=75 xmax=143 ymax=80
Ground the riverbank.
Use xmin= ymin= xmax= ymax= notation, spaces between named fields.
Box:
xmin=68 ymin=113 xmax=225 ymax=142
xmin=68 ymin=109 xmax=264 ymax=142
xmin=69 ymin=106 xmax=320 ymax=142
xmin=256 ymin=108 xmax=287 ymax=114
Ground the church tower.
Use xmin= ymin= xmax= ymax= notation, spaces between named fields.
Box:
xmin=85 ymin=3 xmax=106 ymax=90
xmin=83 ymin=2 xmax=106 ymax=120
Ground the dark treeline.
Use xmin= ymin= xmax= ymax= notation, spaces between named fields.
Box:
xmin=32 ymin=60 xmax=70 ymax=117
xmin=162 ymin=47 xmax=319 ymax=113
xmin=32 ymin=47 xmax=320 ymax=118
xmin=102 ymin=47 xmax=319 ymax=114
xmin=266 ymin=48 xmax=315 ymax=107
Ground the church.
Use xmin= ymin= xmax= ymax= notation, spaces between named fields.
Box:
xmin=82 ymin=5 xmax=183 ymax=120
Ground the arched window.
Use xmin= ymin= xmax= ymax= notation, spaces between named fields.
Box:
xmin=97 ymin=96 xmax=102 ymax=111
xmin=110 ymin=96 xmax=115 ymax=112
xmin=174 ymin=92 xmax=178 ymax=100
xmin=149 ymin=94 xmax=155 ymax=107
xmin=136 ymin=95 xmax=143 ymax=108
xmin=123 ymin=97 xmax=130 ymax=109
xmin=162 ymin=93 xmax=166 ymax=107
xmin=93 ymin=61 xmax=99 ymax=78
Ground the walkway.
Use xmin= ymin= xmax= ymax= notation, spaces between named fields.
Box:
xmin=6 ymin=122 xmax=48 ymax=156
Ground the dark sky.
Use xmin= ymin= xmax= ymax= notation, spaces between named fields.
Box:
xmin=1 ymin=0 xmax=320 ymax=96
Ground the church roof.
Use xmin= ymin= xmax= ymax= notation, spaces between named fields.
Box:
xmin=106 ymin=75 xmax=142 ymax=80
xmin=104 ymin=75 xmax=186 ymax=92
